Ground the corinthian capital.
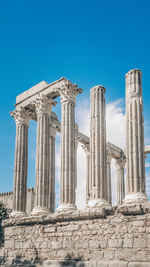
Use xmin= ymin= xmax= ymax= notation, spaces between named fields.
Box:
xmin=57 ymin=80 xmax=83 ymax=103
xmin=10 ymin=107 xmax=31 ymax=127
xmin=33 ymin=94 xmax=57 ymax=116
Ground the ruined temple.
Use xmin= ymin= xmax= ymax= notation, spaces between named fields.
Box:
xmin=1 ymin=69 xmax=150 ymax=266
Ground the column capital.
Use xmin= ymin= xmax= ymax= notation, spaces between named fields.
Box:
xmin=57 ymin=80 xmax=83 ymax=104
xmin=116 ymin=157 xmax=126 ymax=169
xmin=82 ymin=143 xmax=90 ymax=157
xmin=33 ymin=94 xmax=57 ymax=116
xmin=10 ymin=107 xmax=31 ymax=127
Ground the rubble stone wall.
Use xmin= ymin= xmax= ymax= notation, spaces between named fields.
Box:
xmin=1 ymin=209 xmax=150 ymax=266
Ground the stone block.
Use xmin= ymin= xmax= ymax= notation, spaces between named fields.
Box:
xmin=87 ymin=261 xmax=97 ymax=267
xmin=108 ymin=239 xmax=122 ymax=248
xmin=128 ymin=263 xmax=150 ymax=267
xmin=45 ymin=226 xmax=56 ymax=233
xmin=133 ymin=238 xmax=147 ymax=248
xmin=22 ymin=241 xmax=31 ymax=249
xmin=15 ymin=241 xmax=22 ymax=249
xmin=76 ymin=261 xmax=89 ymax=267
xmin=119 ymin=204 xmax=143 ymax=215
xmin=109 ymin=262 xmax=128 ymax=267
xmin=5 ymin=240 xmax=15 ymax=249
xmin=89 ymin=240 xmax=100 ymax=249
xmin=65 ymin=225 xmax=80 ymax=231
xmin=52 ymin=241 xmax=59 ymax=249
xmin=99 ymin=239 xmax=107 ymax=248
xmin=123 ymin=238 xmax=133 ymax=248
xmin=96 ymin=261 xmax=108 ymax=267
xmin=132 ymin=220 xmax=144 ymax=227
xmin=115 ymin=250 xmax=134 ymax=261
xmin=104 ymin=251 xmax=115 ymax=260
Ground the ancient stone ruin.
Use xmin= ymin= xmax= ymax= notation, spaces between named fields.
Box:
xmin=1 ymin=69 xmax=150 ymax=266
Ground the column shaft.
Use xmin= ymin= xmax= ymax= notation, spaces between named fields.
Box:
xmin=32 ymin=95 xmax=56 ymax=215
xmin=57 ymin=81 xmax=82 ymax=212
xmin=124 ymin=69 xmax=147 ymax=203
xmin=116 ymin=159 xmax=125 ymax=206
xmin=106 ymin=154 xmax=112 ymax=205
xmin=10 ymin=108 xmax=30 ymax=217
xmin=87 ymin=85 xmax=110 ymax=208
xmin=82 ymin=143 xmax=90 ymax=203
xmin=49 ymin=124 xmax=56 ymax=213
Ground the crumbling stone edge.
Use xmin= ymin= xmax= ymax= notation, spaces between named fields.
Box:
xmin=2 ymin=203 xmax=150 ymax=228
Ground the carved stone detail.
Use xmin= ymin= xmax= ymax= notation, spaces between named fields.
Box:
xmin=57 ymin=80 xmax=83 ymax=103
xmin=33 ymin=94 xmax=57 ymax=116
xmin=10 ymin=107 xmax=31 ymax=127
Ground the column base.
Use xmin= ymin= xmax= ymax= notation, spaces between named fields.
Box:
xmin=56 ymin=203 xmax=77 ymax=213
xmin=10 ymin=210 xmax=27 ymax=218
xmin=87 ymin=198 xmax=111 ymax=209
xmin=123 ymin=193 xmax=148 ymax=204
xmin=31 ymin=206 xmax=50 ymax=216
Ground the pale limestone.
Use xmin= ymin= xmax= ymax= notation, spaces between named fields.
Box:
xmin=124 ymin=69 xmax=148 ymax=204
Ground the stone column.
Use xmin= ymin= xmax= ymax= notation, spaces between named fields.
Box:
xmin=57 ymin=81 xmax=82 ymax=212
xmin=116 ymin=158 xmax=125 ymax=206
xmin=32 ymin=94 xmax=56 ymax=215
xmin=10 ymin=107 xmax=30 ymax=217
xmin=124 ymin=69 xmax=148 ymax=203
xmin=75 ymin=124 xmax=79 ymax=202
xmin=82 ymin=143 xmax=90 ymax=203
xmin=106 ymin=153 xmax=112 ymax=205
xmin=87 ymin=85 xmax=110 ymax=208
xmin=49 ymin=123 xmax=56 ymax=213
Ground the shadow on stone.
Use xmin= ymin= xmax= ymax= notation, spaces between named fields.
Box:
xmin=59 ymin=253 xmax=85 ymax=267
xmin=0 ymin=248 xmax=43 ymax=266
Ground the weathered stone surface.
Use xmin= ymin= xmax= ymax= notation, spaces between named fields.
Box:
xmin=119 ymin=204 xmax=143 ymax=215
xmin=2 ymin=212 xmax=150 ymax=266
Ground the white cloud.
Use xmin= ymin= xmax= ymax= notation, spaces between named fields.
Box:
xmin=106 ymin=99 xmax=125 ymax=149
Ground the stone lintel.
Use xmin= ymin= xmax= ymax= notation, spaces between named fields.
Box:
xmin=15 ymin=77 xmax=83 ymax=109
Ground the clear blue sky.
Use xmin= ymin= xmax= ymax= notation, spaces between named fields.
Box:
xmin=0 ymin=0 xmax=150 ymax=193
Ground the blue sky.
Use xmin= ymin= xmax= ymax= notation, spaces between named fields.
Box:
xmin=0 ymin=0 xmax=150 ymax=202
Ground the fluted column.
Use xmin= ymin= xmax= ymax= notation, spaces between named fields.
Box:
xmin=10 ymin=107 xmax=30 ymax=217
xmin=116 ymin=158 xmax=125 ymax=206
xmin=87 ymin=85 xmax=110 ymax=208
xmin=124 ymin=69 xmax=148 ymax=204
xmin=32 ymin=94 xmax=56 ymax=215
xmin=106 ymin=153 xmax=112 ymax=205
xmin=49 ymin=123 xmax=56 ymax=213
xmin=57 ymin=81 xmax=82 ymax=212
xmin=75 ymin=124 xmax=79 ymax=203
xmin=82 ymin=143 xmax=90 ymax=203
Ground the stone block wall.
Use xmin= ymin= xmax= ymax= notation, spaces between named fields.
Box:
xmin=1 ymin=209 xmax=150 ymax=266
xmin=0 ymin=188 xmax=35 ymax=216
